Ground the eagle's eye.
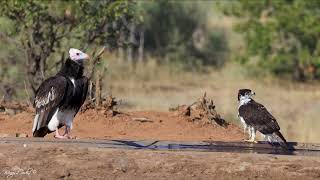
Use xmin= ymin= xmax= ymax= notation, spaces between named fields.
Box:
xmin=76 ymin=53 xmax=80 ymax=56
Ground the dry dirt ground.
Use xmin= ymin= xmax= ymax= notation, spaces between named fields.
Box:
xmin=0 ymin=143 xmax=320 ymax=180
xmin=0 ymin=110 xmax=319 ymax=179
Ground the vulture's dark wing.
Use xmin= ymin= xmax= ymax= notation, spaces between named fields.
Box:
xmin=32 ymin=76 xmax=68 ymax=137
xmin=239 ymin=101 xmax=280 ymax=134
xmin=74 ymin=76 xmax=89 ymax=114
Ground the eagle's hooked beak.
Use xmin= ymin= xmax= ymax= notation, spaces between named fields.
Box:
xmin=251 ymin=91 xmax=256 ymax=96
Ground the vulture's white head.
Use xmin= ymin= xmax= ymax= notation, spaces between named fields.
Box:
xmin=69 ymin=48 xmax=89 ymax=62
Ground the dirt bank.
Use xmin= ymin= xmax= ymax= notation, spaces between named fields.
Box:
xmin=0 ymin=109 xmax=244 ymax=141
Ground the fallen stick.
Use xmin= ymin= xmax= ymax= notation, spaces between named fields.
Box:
xmin=132 ymin=117 xmax=153 ymax=123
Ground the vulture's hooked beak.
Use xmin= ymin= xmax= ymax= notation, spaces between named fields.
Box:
xmin=84 ymin=53 xmax=90 ymax=60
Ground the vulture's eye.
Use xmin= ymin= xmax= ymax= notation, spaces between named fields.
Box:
xmin=76 ymin=53 xmax=80 ymax=56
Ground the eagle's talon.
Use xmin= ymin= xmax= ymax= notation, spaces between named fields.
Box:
xmin=244 ymin=139 xmax=258 ymax=143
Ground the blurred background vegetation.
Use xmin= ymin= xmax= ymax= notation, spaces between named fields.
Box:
xmin=1 ymin=0 xmax=320 ymax=143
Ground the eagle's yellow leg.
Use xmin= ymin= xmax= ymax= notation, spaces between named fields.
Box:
xmin=244 ymin=139 xmax=258 ymax=143
xmin=244 ymin=126 xmax=257 ymax=143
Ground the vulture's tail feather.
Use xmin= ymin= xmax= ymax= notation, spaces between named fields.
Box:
xmin=32 ymin=110 xmax=50 ymax=137
xmin=33 ymin=127 xmax=49 ymax=137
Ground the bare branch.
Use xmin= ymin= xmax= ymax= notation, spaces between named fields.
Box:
xmin=88 ymin=46 xmax=106 ymax=80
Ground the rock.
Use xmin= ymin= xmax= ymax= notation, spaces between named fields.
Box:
xmin=16 ymin=133 xmax=28 ymax=138
xmin=0 ymin=106 xmax=5 ymax=112
xmin=0 ymin=102 xmax=30 ymax=114
xmin=172 ymin=105 xmax=190 ymax=117
xmin=5 ymin=108 xmax=15 ymax=115
xmin=104 ymin=109 xmax=120 ymax=117
xmin=0 ymin=133 xmax=9 ymax=137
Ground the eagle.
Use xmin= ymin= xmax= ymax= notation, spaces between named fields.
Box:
xmin=32 ymin=48 xmax=89 ymax=138
xmin=237 ymin=89 xmax=288 ymax=149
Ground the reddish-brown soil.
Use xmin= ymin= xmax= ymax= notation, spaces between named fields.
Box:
xmin=0 ymin=110 xmax=244 ymax=141
xmin=1 ymin=109 xmax=320 ymax=179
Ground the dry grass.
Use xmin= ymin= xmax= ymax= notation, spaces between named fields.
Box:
xmin=102 ymin=56 xmax=320 ymax=143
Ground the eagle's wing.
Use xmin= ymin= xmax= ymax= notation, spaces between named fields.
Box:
xmin=32 ymin=76 xmax=68 ymax=137
xmin=74 ymin=76 xmax=89 ymax=114
xmin=239 ymin=101 xmax=280 ymax=134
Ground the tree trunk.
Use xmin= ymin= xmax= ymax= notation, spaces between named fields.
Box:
xmin=127 ymin=23 xmax=135 ymax=65
xmin=138 ymin=28 xmax=144 ymax=64
xmin=95 ymin=71 xmax=102 ymax=107
xmin=88 ymin=81 xmax=95 ymax=101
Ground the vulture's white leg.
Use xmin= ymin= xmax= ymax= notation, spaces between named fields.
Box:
xmin=62 ymin=126 xmax=68 ymax=136
xmin=63 ymin=125 xmax=74 ymax=139
xmin=54 ymin=128 xmax=67 ymax=139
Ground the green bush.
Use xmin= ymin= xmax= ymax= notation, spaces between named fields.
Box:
xmin=223 ymin=0 xmax=320 ymax=81
xmin=141 ymin=1 xmax=229 ymax=70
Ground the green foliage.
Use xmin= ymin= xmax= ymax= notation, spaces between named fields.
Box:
xmin=0 ymin=0 xmax=136 ymax=98
xmin=223 ymin=0 xmax=320 ymax=81
xmin=0 ymin=0 xmax=231 ymax=100
xmin=0 ymin=0 xmax=136 ymax=44
xmin=140 ymin=1 xmax=229 ymax=70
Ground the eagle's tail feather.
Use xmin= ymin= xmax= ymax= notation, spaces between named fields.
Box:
xmin=274 ymin=131 xmax=289 ymax=150
xmin=265 ymin=131 xmax=289 ymax=150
